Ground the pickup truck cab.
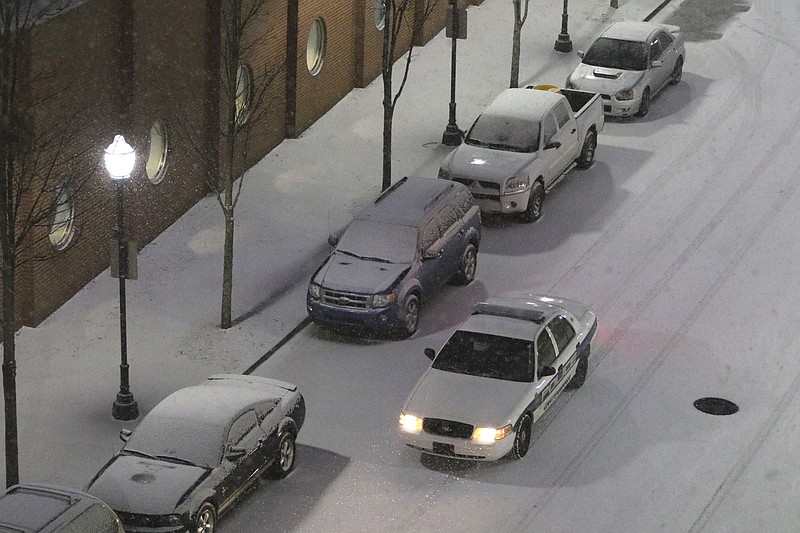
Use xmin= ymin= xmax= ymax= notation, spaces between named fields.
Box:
xmin=438 ymin=86 xmax=604 ymax=222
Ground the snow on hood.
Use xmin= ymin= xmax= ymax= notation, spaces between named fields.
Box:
xmin=88 ymin=455 xmax=207 ymax=515
xmin=403 ymin=367 xmax=530 ymax=428
xmin=314 ymin=252 xmax=410 ymax=293
xmin=569 ymin=63 xmax=645 ymax=94
xmin=448 ymin=144 xmax=537 ymax=184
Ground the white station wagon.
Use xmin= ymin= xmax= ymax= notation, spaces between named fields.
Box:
xmin=399 ymin=293 xmax=597 ymax=461
xmin=566 ymin=21 xmax=685 ymax=117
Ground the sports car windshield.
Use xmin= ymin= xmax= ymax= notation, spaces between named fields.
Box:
xmin=465 ymin=115 xmax=539 ymax=153
xmin=337 ymin=220 xmax=417 ymax=263
xmin=125 ymin=415 xmax=225 ymax=468
xmin=432 ymin=331 xmax=534 ymax=382
xmin=583 ymin=37 xmax=648 ymax=71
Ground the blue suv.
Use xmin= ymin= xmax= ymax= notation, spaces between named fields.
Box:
xmin=307 ymin=177 xmax=481 ymax=337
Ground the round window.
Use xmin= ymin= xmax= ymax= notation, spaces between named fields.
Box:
xmin=374 ymin=0 xmax=386 ymax=30
xmin=49 ymin=184 xmax=75 ymax=250
xmin=146 ymin=120 xmax=168 ymax=184
xmin=235 ymin=64 xmax=253 ymax=126
xmin=306 ymin=18 xmax=327 ymax=76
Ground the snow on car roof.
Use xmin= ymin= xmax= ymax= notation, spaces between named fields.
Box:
xmin=600 ymin=21 xmax=661 ymax=42
xmin=482 ymin=88 xmax=564 ymax=121
xmin=355 ymin=176 xmax=460 ymax=227
xmin=146 ymin=384 xmax=271 ymax=428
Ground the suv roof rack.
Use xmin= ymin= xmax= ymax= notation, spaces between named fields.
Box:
xmin=472 ymin=302 xmax=545 ymax=323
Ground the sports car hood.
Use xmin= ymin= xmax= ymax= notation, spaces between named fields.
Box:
xmin=314 ymin=252 xmax=410 ymax=293
xmin=88 ymin=455 xmax=208 ymax=515
xmin=448 ymin=144 xmax=537 ymax=184
xmin=403 ymin=367 xmax=530 ymax=427
xmin=569 ymin=62 xmax=645 ymax=94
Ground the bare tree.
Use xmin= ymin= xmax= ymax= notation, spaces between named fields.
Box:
xmin=381 ymin=0 xmax=441 ymax=191
xmin=181 ymin=0 xmax=283 ymax=329
xmin=1 ymin=0 xmax=99 ymax=487
xmin=510 ymin=0 xmax=530 ymax=88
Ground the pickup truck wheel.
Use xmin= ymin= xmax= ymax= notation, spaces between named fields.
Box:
xmin=636 ymin=88 xmax=651 ymax=117
xmin=566 ymin=347 xmax=590 ymax=389
xmin=575 ymin=130 xmax=597 ymax=169
xmin=399 ymin=294 xmax=420 ymax=337
xmin=670 ymin=57 xmax=683 ymax=84
xmin=451 ymin=244 xmax=477 ymax=285
xmin=510 ymin=413 xmax=532 ymax=460
xmin=521 ymin=181 xmax=544 ymax=223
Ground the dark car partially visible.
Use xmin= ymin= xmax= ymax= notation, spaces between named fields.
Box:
xmin=86 ymin=374 xmax=305 ymax=533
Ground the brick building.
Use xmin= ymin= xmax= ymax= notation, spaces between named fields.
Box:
xmin=2 ymin=0 xmax=477 ymax=331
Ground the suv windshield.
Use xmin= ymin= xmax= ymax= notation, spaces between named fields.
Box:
xmin=432 ymin=331 xmax=533 ymax=382
xmin=466 ymin=115 xmax=539 ymax=153
xmin=336 ymin=220 xmax=418 ymax=263
xmin=583 ymin=37 xmax=648 ymax=71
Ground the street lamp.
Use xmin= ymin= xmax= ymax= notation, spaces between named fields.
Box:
xmin=554 ymin=0 xmax=573 ymax=53
xmin=104 ymin=135 xmax=139 ymax=421
xmin=441 ymin=0 xmax=463 ymax=146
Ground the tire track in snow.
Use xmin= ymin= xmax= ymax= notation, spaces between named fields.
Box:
xmin=510 ymin=34 xmax=800 ymax=530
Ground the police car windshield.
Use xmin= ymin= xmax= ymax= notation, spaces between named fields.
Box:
xmin=432 ymin=331 xmax=534 ymax=382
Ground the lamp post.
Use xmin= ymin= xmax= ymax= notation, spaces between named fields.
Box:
xmin=554 ymin=0 xmax=573 ymax=52
xmin=104 ymin=135 xmax=139 ymax=421
xmin=441 ymin=0 xmax=463 ymax=146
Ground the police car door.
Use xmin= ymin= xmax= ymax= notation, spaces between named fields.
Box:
xmin=532 ymin=328 xmax=559 ymax=423
xmin=547 ymin=314 xmax=579 ymax=386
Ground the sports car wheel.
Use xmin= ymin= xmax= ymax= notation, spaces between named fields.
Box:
xmin=194 ymin=502 xmax=216 ymax=533
xmin=396 ymin=294 xmax=420 ymax=338
xmin=575 ymin=130 xmax=597 ymax=169
xmin=521 ymin=181 xmax=544 ymax=223
xmin=636 ymin=88 xmax=651 ymax=117
xmin=670 ymin=57 xmax=683 ymax=84
xmin=451 ymin=243 xmax=477 ymax=285
xmin=267 ymin=432 xmax=296 ymax=479
xmin=510 ymin=413 xmax=532 ymax=460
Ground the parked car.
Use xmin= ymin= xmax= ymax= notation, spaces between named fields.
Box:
xmin=0 ymin=483 xmax=123 ymax=532
xmin=438 ymin=86 xmax=604 ymax=223
xmin=399 ymin=293 xmax=597 ymax=461
xmin=566 ymin=21 xmax=685 ymax=117
xmin=86 ymin=374 xmax=305 ymax=533
xmin=307 ymin=176 xmax=482 ymax=337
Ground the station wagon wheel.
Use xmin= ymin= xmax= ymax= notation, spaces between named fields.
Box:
xmin=670 ymin=56 xmax=684 ymax=85
xmin=399 ymin=294 xmax=420 ymax=337
xmin=636 ymin=87 xmax=651 ymax=117
xmin=267 ymin=431 xmax=297 ymax=479
xmin=575 ymin=130 xmax=597 ymax=169
xmin=452 ymin=243 xmax=477 ymax=285
xmin=510 ymin=413 xmax=532 ymax=460
xmin=521 ymin=181 xmax=544 ymax=223
xmin=194 ymin=502 xmax=216 ymax=533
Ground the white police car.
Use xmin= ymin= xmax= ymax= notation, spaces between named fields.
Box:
xmin=399 ymin=293 xmax=597 ymax=461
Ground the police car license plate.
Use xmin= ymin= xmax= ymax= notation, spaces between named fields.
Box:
xmin=433 ymin=442 xmax=454 ymax=456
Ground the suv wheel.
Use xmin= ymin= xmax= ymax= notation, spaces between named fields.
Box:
xmin=451 ymin=244 xmax=477 ymax=285
xmin=399 ymin=294 xmax=420 ymax=338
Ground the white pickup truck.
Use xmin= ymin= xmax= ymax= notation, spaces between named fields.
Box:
xmin=438 ymin=86 xmax=604 ymax=222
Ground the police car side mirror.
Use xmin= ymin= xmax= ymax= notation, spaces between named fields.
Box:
xmin=327 ymin=234 xmax=339 ymax=247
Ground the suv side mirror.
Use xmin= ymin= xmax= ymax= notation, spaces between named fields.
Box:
xmin=327 ymin=234 xmax=339 ymax=247
xmin=422 ymin=247 xmax=442 ymax=261
xmin=424 ymin=348 xmax=436 ymax=360
xmin=538 ymin=366 xmax=556 ymax=378
xmin=544 ymin=141 xmax=561 ymax=150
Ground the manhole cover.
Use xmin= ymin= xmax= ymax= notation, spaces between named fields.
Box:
xmin=694 ymin=397 xmax=738 ymax=415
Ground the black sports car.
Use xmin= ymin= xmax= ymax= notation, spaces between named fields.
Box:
xmin=86 ymin=374 xmax=305 ymax=533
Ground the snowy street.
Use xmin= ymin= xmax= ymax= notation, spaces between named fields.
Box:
xmin=5 ymin=0 xmax=800 ymax=531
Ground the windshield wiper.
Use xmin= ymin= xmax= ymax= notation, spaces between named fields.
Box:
xmin=123 ymin=449 xmax=158 ymax=460
xmin=156 ymin=455 xmax=200 ymax=467
xmin=338 ymin=249 xmax=393 ymax=263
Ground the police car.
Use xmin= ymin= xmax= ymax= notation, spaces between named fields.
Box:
xmin=399 ymin=293 xmax=597 ymax=461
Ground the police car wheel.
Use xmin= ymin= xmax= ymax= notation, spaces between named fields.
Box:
xmin=510 ymin=413 xmax=532 ymax=460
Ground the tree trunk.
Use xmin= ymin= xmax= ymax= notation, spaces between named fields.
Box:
xmin=221 ymin=197 xmax=234 ymax=329
xmin=382 ymin=100 xmax=394 ymax=191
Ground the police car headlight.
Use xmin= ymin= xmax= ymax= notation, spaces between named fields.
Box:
xmin=472 ymin=424 xmax=513 ymax=444
xmin=399 ymin=412 xmax=423 ymax=433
